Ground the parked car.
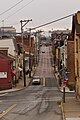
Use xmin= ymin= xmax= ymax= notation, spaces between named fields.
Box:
xmin=42 ymin=51 xmax=45 ymax=53
xmin=32 ymin=76 xmax=41 ymax=85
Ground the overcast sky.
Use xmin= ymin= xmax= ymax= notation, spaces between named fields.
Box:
xmin=0 ymin=0 xmax=80 ymax=32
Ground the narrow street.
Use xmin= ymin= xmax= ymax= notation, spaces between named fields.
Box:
xmin=0 ymin=45 xmax=63 ymax=120
xmin=0 ymin=1 xmax=79 ymax=119
xmin=35 ymin=45 xmax=53 ymax=77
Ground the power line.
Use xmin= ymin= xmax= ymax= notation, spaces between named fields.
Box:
xmin=0 ymin=0 xmax=24 ymax=16
xmin=1 ymin=0 xmax=35 ymax=22
xmin=4 ymin=12 xmax=75 ymax=32
xmin=31 ymin=13 xmax=75 ymax=30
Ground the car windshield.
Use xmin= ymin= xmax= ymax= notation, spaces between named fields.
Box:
xmin=33 ymin=76 xmax=40 ymax=79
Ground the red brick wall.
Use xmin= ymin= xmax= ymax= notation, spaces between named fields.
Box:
xmin=67 ymin=41 xmax=75 ymax=85
xmin=15 ymin=36 xmax=35 ymax=53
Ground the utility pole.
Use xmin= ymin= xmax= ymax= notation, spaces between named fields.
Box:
xmin=2 ymin=20 xmax=4 ymax=37
xmin=63 ymin=85 xmax=65 ymax=103
xmin=35 ymin=33 xmax=38 ymax=65
xmin=20 ymin=19 xmax=32 ymax=86
xmin=29 ymin=28 xmax=32 ymax=78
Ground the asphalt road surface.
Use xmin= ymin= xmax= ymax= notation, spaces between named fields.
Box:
xmin=0 ymin=46 xmax=74 ymax=120
xmin=35 ymin=45 xmax=54 ymax=77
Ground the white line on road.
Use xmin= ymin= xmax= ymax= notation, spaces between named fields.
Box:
xmin=0 ymin=93 xmax=8 ymax=96
xmin=43 ymin=77 xmax=45 ymax=86
xmin=0 ymin=104 xmax=17 ymax=118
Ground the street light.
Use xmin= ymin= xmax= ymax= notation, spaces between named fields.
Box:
xmin=20 ymin=19 xmax=32 ymax=86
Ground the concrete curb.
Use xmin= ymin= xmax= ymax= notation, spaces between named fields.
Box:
xmin=0 ymin=78 xmax=29 ymax=94
xmin=0 ymin=76 xmax=32 ymax=94
xmin=0 ymin=87 xmax=25 ymax=94
xmin=0 ymin=67 xmax=36 ymax=94
xmin=61 ymin=101 xmax=66 ymax=120
xmin=59 ymin=87 xmax=75 ymax=93
xmin=54 ymin=72 xmax=75 ymax=93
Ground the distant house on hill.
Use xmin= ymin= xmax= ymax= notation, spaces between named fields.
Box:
xmin=0 ymin=26 xmax=16 ymax=37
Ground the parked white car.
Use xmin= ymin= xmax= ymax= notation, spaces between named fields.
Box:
xmin=32 ymin=76 xmax=41 ymax=85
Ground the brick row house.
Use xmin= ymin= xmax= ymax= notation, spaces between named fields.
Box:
xmin=72 ymin=11 xmax=80 ymax=96
xmin=51 ymin=11 xmax=80 ymax=97
xmin=67 ymin=38 xmax=75 ymax=89
xmin=51 ymin=30 xmax=71 ymax=73
xmin=16 ymin=35 xmax=36 ymax=77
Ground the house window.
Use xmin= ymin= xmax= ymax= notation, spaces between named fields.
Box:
xmin=76 ymin=39 xmax=78 ymax=53
xmin=0 ymin=50 xmax=8 ymax=55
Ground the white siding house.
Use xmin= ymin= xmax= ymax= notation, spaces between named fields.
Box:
xmin=0 ymin=38 xmax=18 ymax=85
xmin=0 ymin=38 xmax=17 ymax=56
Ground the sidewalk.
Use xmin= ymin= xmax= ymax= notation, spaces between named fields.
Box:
xmin=54 ymin=71 xmax=80 ymax=119
xmin=59 ymin=85 xmax=75 ymax=93
xmin=0 ymin=68 xmax=35 ymax=94
xmin=0 ymin=76 xmax=31 ymax=94
xmin=61 ymin=97 xmax=80 ymax=120
xmin=54 ymin=72 xmax=75 ymax=93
